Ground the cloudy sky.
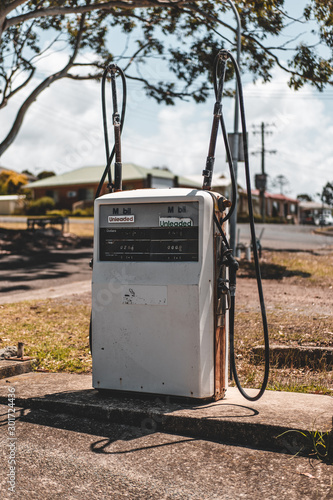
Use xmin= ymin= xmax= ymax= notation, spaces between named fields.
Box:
xmin=1 ymin=3 xmax=332 ymax=200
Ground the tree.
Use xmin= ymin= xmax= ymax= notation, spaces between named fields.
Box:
xmin=1 ymin=1 xmax=333 ymax=156
xmin=37 ymin=170 xmax=56 ymax=180
xmin=0 ymin=169 xmax=28 ymax=194
xmin=297 ymin=193 xmax=313 ymax=202
xmin=321 ymin=182 xmax=333 ymax=206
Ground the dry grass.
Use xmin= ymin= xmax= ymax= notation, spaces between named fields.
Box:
xmin=232 ymin=310 xmax=333 ymax=396
xmin=0 ymin=222 xmax=26 ymax=231
xmin=270 ymin=251 xmax=333 ymax=285
xmin=0 ymin=298 xmax=91 ymax=373
xmin=0 ymin=219 xmax=94 ymax=238
xmin=238 ymin=250 xmax=333 ymax=286
xmin=233 ymin=249 xmax=333 ymax=395
xmin=68 ymin=219 xmax=94 ymax=237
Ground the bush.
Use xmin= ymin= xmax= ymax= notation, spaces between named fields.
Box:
xmin=46 ymin=209 xmax=71 ymax=218
xmin=26 ymin=196 xmax=55 ymax=215
xmin=237 ymin=213 xmax=282 ymax=224
xmin=72 ymin=206 xmax=94 ymax=217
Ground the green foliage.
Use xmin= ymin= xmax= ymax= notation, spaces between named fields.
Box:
xmin=277 ymin=429 xmax=332 ymax=464
xmin=72 ymin=206 xmax=94 ymax=217
xmin=26 ymin=196 xmax=55 ymax=215
xmin=297 ymin=193 xmax=313 ymax=202
xmin=2 ymin=1 xmax=333 ymax=154
xmin=2 ymin=1 xmax=333 ymax=109
xmin=237 ymin=212 xmax=281 ymax=223
xmin=321 ymin=181 xmax=333 ymax=206
xmin=37 ymin=170 xmax=56 ymax=180
xmin=46 ymin=209 xmax=71 ymax=217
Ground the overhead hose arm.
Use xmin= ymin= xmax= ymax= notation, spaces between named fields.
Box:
xmin=95 ymin=64 xmax=127 ymax=199
xmin=208 ymin=49 xmax=270 ymax=401
xmin=203 ymin=51 xmax=237 ymax=226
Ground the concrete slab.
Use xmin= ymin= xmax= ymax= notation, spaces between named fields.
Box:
xmin=0 ymin=372 xmax=331 ymax=456
xmin=0 ymin=359 xmax=34 ymax=379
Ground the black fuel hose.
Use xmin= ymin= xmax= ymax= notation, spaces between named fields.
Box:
xmin=213 ymin=49 xmax=270 ymax=401
xmin=213 ymin=54 xmax=237 ymax=226
xmin=95 ymin=64 xmax=127 ymax=199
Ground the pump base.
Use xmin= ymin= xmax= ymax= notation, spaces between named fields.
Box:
xmin=95 ymin=387 xmax=227 ymax=404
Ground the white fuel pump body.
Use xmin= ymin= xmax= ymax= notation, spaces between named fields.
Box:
xmin=91 ymin=188 xmax=228 ymax=399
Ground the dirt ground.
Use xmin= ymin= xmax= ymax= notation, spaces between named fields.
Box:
xmin=237 ymin=277 xmax=333 ymax=317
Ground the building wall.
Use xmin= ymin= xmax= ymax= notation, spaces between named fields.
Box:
xmin=33 ymin=179 xmax=147 ymax=210
xmin=30 ymin=176 xmax=197 ymax=210
xmin=0 ymin=198 xmax=25 ymax=215
xmin=0 ymin=200 xmax=16 ymax=215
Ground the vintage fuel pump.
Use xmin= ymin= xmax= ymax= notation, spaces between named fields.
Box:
xmin=91 ymin=53 xmax=269 ymax=401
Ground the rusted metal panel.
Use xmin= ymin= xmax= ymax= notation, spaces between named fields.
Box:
xmin=213 ymin=201 xmax=228 ymax=400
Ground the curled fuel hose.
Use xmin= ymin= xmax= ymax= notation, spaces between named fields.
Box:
xmin=91 ymin=64 xmax=127 ymax=353
xmin=213 ymin=49 xmax=269 ymax=401
xmin=95 ymin=64 xmax=127 ymax=199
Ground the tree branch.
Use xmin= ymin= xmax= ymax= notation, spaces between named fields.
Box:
xmin=0 ymin=12 xmax=86 ymax=156
xmin=3 ymin=1 xmax=27 ymax=16
xmin=185 ymin=3 xmax=333 ymax=88
xmin=3 ymin=0 xmax=190 ymax=31
xmin=0 ymin=65 xmax=36 ymax=109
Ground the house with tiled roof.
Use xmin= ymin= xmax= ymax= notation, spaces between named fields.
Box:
xmin=25 ymin=164 xmax=201 ymax=210
xmin=238 ymin=189 xmax=299 ymax=223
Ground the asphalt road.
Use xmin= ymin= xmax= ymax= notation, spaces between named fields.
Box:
xmin=237 ymin=223 xmax=333 ymax=251
xmin=0 ymin=247 xmax=92 ymax=297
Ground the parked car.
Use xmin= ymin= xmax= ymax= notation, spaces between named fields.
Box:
xmin=314 ymin=212 xmax=333 ymax=226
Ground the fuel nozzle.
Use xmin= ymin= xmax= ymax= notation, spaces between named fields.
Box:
xmin=217 ymin=196 xmax=232 ymax=212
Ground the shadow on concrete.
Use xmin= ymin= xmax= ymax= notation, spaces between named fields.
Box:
xmin=8 ymin=388 xmax=315 ymax=459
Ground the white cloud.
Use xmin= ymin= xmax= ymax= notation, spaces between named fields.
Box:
xmin=1 ymin=62 xmax=332 ymax=199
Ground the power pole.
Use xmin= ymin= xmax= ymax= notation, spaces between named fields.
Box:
xmin=252 ymin=122 xmax=276 ymax=222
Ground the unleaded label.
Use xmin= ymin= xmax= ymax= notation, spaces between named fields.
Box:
xmin=159 ymin=217 xmax=193 ymax=227
xmin=108 ymin=215 xmax=135 ymax=223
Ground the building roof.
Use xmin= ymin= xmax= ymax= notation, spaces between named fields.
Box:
xmin=185 ymin=173 xmax=232 ymax=188
xmin=242 ymin=189 xmax=299 ymax=203
xmin=298 ymin=201 xmax=332 ymax=210
xmin=25 ymin=164 xmax=201 ymax=189
xmin=0 ymin=195 xmax=25 ymax=201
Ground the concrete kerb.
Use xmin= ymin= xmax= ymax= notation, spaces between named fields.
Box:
xmin=0 ymin=372 xmax=332 ymax=460
xmin=0 ymin=359 xmax=35 ymax=379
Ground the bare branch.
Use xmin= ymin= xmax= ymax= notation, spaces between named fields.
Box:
xmin=0 ymin=65 xmax=36 ymax=108
xmin=0 ymin=12 xmax=86 ymax=155
xmin=122 ymin=41 xmax=152 ymax=71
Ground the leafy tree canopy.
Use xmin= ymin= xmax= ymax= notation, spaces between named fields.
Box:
xmin=297 ymin=193 xmax=313 ymax=202
xmin=1 ymin=1 xmax=333 ymax=155
xmin=321 ymin=181 xmax=333 ymax=206
xmin=0 ymin=169 xmax=28 ymax=194
xmin=37 ymin=170 xmax=56 ymax=180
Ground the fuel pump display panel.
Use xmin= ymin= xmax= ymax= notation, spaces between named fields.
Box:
xmin=99 ymin=202 xmax=199 ymax=262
